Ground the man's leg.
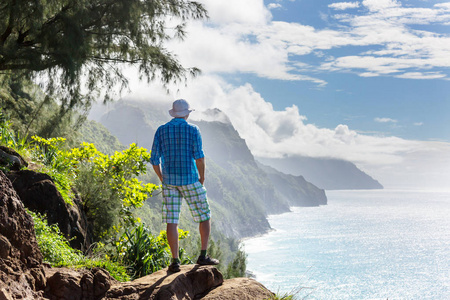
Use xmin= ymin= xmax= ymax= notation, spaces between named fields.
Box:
xmin=167 ymin=223 xmax=179 ymax=259
xmin=162 ymin=184 xmax=182 ymax=272
xmin=181 ymin=182 xmax=218 ymax=265
xmin=197 ymin=218 xmax=218 ymax=265
xmin=199 ymin=219 xmax=211 ymax=252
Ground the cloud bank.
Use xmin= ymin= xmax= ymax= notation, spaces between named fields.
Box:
xmin=165 ymin=0 xmax=450 ymax=84
xmin=127 ymin=74 xmax=450 ymax=190
xmin=121 ymin=0 xmax=450 ymax=189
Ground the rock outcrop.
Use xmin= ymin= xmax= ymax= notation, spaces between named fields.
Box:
xmin=6 ymin=169 xmax=92 ymax=252
xmin=0 ymin=170 xmax=46 ymax=299
xmin=43 ymin=265 xmax=273 ymax=300
xmin=44 ymin=267 xmax=116 ymax=300
xmin=201 ymin=277 xmax=273 ymax=300
xmin=0 ymin=146 xmax=27 ymax=171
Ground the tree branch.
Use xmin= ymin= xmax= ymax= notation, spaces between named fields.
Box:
xmin=0 ymin=1 xmax=15 ymax=45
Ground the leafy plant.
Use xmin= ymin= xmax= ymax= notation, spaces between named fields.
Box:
xmin=27 ymin=136 xmax=158 ymax=238
xmin=31 ymin=135 xmax=67 ymax=168
xmin=77 ymin=258 xmax=131 ymax=282
xmin=266 ymin=283 xmax=316 ymax=300
xmin=112 ymin=223 xmax=191 ymax=279
xmin=0 ymin=109 xmax=32 ymax=152
xmin=30 ymin=136 xmax=74 ymax=204
xmin=68 ymin=142 xmax=159 ymax=238
xmin=30 ymin=210 xmax=84 ymax=266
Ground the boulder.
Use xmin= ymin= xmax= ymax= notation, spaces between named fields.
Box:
xmin=44 ymin=267 xmax=116 ymax=300
xmin=106 ymin=265 xmax=223 ymax=299
xmin=201 ymin=277 xmax=274 ymax=299
xmin=0 ymin=146 xmax=27 ymax=171
xmin=0 ymin=170 xmax=46 ymax=299
xmin=6 ymin=170 xmax=93 ymax=251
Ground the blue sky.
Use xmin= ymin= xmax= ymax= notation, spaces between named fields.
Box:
xmin=124 ymin=0 xmax=450 ymax=189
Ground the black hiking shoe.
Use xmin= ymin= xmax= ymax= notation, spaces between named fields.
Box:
xmin=168 ymin=261 xmax=181 ymax=273
xmin=196 ymin=255 xmax=219 ymax=266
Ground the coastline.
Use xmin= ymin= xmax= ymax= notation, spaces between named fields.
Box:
xmin=243 ymin=189 xmax=450 ymax=299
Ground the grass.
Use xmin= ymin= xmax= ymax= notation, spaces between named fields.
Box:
xmin=29 ymin=210 xmax=131 ymax=282
xmin=265 ymin=273 xmax=317 ymax=300
xmin=268 ymin=293 xmax=296 ymax=300
xmin=267 ymin=287 xmax=315 ymax=300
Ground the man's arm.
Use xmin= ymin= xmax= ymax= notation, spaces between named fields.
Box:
xmin=196 ymin=157 xmax=205 ymax=185
xmin=152 ymin=164 xmax=164 ymax=183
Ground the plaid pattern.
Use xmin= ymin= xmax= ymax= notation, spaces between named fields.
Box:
xmin=150 ymin=118 xmax=204 ymax=186
xmin=161 ymin=181 xmax=211 ymax=224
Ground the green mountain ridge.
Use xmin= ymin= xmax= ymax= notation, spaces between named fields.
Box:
xmin=257 ymin=156 xmax=383 ymax=190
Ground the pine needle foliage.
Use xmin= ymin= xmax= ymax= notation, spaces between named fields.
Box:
xmin=0 ymin=0 xmax=208 ymax=135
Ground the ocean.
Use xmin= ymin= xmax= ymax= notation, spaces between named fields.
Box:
xmin=243 ymin=190 xmax=450 ymax=300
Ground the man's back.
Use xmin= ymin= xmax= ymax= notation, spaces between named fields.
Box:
xmin=150 ymin=118 xmax=204 ymax=186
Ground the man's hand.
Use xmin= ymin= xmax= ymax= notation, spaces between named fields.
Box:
xmin=152 ymin=164 xmax=164 ymax=183
xmin=196 ymin=157 xmax=205 ymax=185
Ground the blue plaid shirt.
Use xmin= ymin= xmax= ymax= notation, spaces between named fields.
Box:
xmin=150 ymin=118 xmax=204 ymax=186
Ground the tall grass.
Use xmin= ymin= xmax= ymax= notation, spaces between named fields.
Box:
xmin=29 ymin=210 xmax=130 ymax=282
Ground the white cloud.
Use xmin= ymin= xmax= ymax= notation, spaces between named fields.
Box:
xmin=198 ymin=0 xmax=271 ymax=25
xmin=396 ymin=72 xmax=447 ymax=80
xmin=323 ymin=2 xmax=450 ymax=77
xmin=268 ymin=3 xmax=282 ymax=10
xmin=329 ymin=2 xmax=360 ymax=10
xmin=165 ymin=0 xmax=450 ymax=84
xmin=362 ymin=0 xmax=400 ymax=12
xmin=126 ymin=77 xmax=450 ymax=189
xmin=435 ymin=3 xmax=450 ymax=10
xmin=414 ymin=122 xmax=424 ymax=126
xmin=375 ymin=117 xmax=398 ymax=123
xmin=168 ymin=21 xmax=328 ymax=84
xmin=366 ymin=141 xmax=450 ymax=190
xmin=359 ymin=72 xmax=379 ymax=77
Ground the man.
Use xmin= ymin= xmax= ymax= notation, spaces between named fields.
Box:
xmin=150 ymin=99 xmax=219 ymax=273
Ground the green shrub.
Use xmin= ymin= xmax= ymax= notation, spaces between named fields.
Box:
xmin=68 ymin=142 xmax=159 ymax=238
xmin=111 ymin=223 xmax=192 ymax=279
xmin=74 ymin=162 xmax=122 ymax=237
xmin=0 ymin=109 xmax=32 ymax=170
xmin=27 ymin=136 xmax=158 ymax=239
xmin=224 ymin=247 xmax=247 ymax=279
